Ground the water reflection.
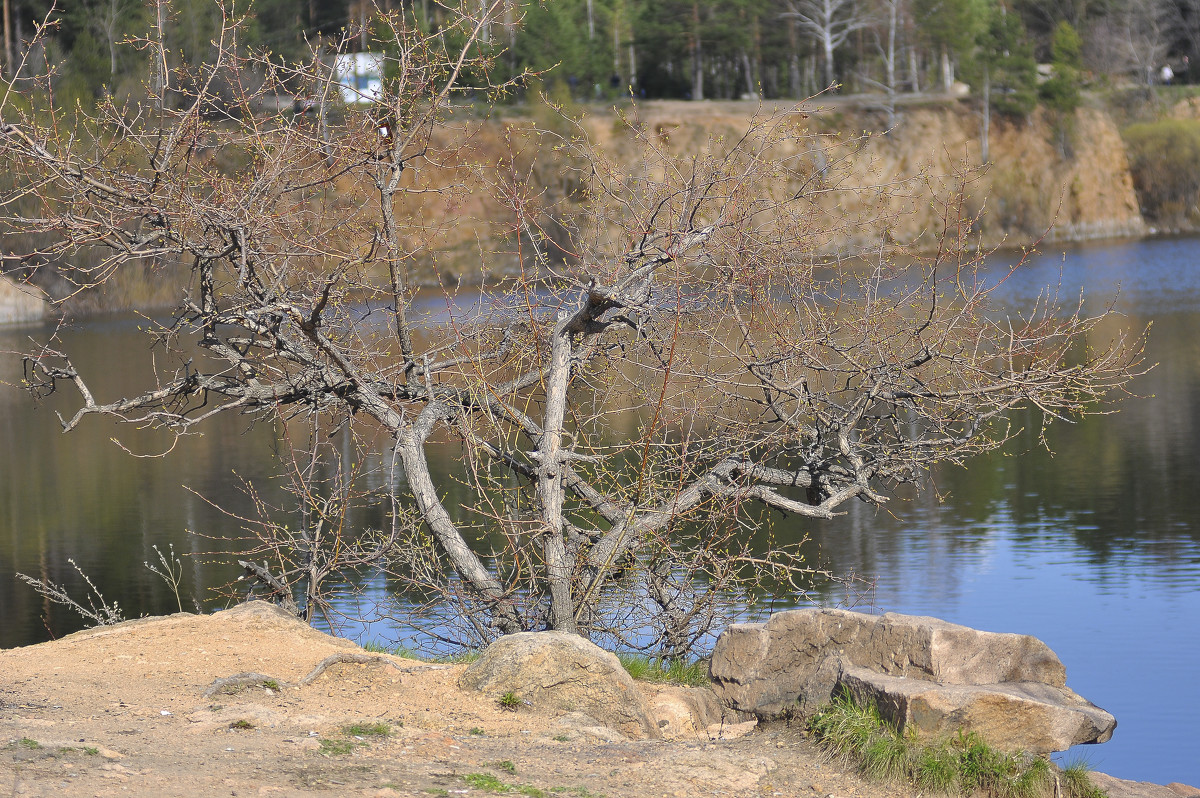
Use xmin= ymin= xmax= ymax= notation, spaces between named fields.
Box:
xmin=2 ymin=238 xmax=1200 ymax=784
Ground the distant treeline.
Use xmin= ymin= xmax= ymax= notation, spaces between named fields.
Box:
xmin=4 ymin=0 xmax=1200 ymax=108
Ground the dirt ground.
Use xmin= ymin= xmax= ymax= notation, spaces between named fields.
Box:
xmin=0 ymin=602 xmax=1185 ymax=798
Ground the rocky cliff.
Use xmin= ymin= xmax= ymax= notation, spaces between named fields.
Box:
xmin=574 ymin=99 xmax=1145 ymax=253
xmin=0 ymin=99 xmax=1150 ymax=320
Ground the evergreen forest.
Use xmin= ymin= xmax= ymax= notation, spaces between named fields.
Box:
xmin=6 ymin=0 xmax=1200 ymax=112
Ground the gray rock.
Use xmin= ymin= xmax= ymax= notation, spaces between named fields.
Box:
xmin=648 ymin=685 xmax=724 ymax=738
xmin=709 ymin=608 xmax=1114 ymax=753
xmin=550 ymin=711 xmax=629 ymax=742
xmin=838 ymin=666 xmax=1115 ymax=753
xmin=460 ymin=631 xmax=660 ymax=739
xmin=1090 ymin=773 xmax=1200 ymax=798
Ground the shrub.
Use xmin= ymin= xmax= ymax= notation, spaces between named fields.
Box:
xmin=1123 ymin=119 xmax=1200 ymax=223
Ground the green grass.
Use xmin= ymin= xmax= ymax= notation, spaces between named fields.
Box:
xmin=229 ymin=719 xmax=255 ymax=730
xmin=807 ymin=693 xmax=1105 ymax=798
xmin=492 ymin=760 xmax=517 ymax=774
xmin=469 ymin=727 xmax=486 ymax=735
xmin=464 ymin=773 xmax=510 ymax=791
xmin=462 ymin=773 xmax=550 ymax=797
xmin=1061 ymin=760 xmax=1107 ymax=798
xmin=498 ymin=691 xmax=522 ymax=711
xmin=615 ymin=654 xmax=709 ymax=686
xmin=342 ymin=722 xmax=391 ymax=737
xmin=17 ymin=738 xmax=41 ymax=750
xmin=317 ymin=738 xmax=357 ymax=756
xmin=82 ymin=746 xmax=99 ymax=756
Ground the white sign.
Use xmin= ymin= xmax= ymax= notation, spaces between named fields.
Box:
xmin=333 ymin=52 xmax=385 ymax=104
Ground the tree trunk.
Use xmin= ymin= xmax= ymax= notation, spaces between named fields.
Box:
xmin=691 ymin=2 xmax=704 ymax=100
xmin=399 ymin=415 xmax=523 ymax=635
xmin=788 ymin=17 xmax=802 ymax=97
xmin=538 ymin=315 xmax=577 ymax=633
xmin=823 ymin=30 xmax=835 ymax=88
xmin=4 ymin=0 xmax=14 ymax=78
xmin=982 ymin=65 xmax=990 ymax=163
xmin=885 ymin=0 xmax=896 ymax=128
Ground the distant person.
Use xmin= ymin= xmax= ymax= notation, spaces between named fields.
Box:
xmin=1162 ymin=63 xmax=1175 ymax=85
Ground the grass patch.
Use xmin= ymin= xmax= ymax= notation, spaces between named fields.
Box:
xmin=317 ymin=738 xmax=357 ymax=756
xmin=17 ymin=738 xmax=41 ymax=750
xmin=469 ymin=727 xmax=486 ymax=736
xmin=82 ymin=746 xmax=99 ymax=756
xmin=462 ymin=773 xmax=550 ymax=797
xmin=464 ymin=773 xmax=509 ymax=791
xmin=1061 ymin=760 xmax=1107 ymax=798
xmin=616 ymin=654 xmax=708 ymax=687
xmin=492 ymin=760 xmax=517 ymax=774
xmin=229 ymin=719 xmax=255 ymax=730
xmin=807 ymin=693 xmax=1106 ymax=798
xmin=342 ymin=722 xmax=391 ymax=737
xmin=498 ymin=691 xmax=522 ymax=711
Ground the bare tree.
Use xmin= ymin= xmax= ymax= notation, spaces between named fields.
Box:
xmin=863 ymin=0 xmax=903 ymax=127
xmin=784 ymin=0 xmax=873 ymax=89
xmin=1088 ymin=0 xmax=1173 ymax=83
xmin=2 ymin=0 xmax=1143 ymax=654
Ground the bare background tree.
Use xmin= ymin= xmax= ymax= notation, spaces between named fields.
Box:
xmin=784 ymin=0 xmax=871 ymax=89
xmin=2 ymin=0 xmax=1142 ymax=655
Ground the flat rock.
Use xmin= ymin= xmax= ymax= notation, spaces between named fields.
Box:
xmin=838 ymin=666 xmax=1115 ymax=753
xmin=1091 ymin=773 xmax=1200 ymax=798
xmin=711 ymin=609 xmax=1066 ymax=716
xmin=460 ymin=631 xmax=660 ymax=739
xmin=709 ymin=608 xmax=1113 ymax=753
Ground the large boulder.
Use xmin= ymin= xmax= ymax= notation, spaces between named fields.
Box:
xmin=459 ymin=631 xmax=660 ymax=739
xmin=709 ymin=609 xmax=1115 ymax=753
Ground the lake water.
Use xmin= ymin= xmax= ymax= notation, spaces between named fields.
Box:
xmin=2 ymin=237 xmax=1199 ymax=786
